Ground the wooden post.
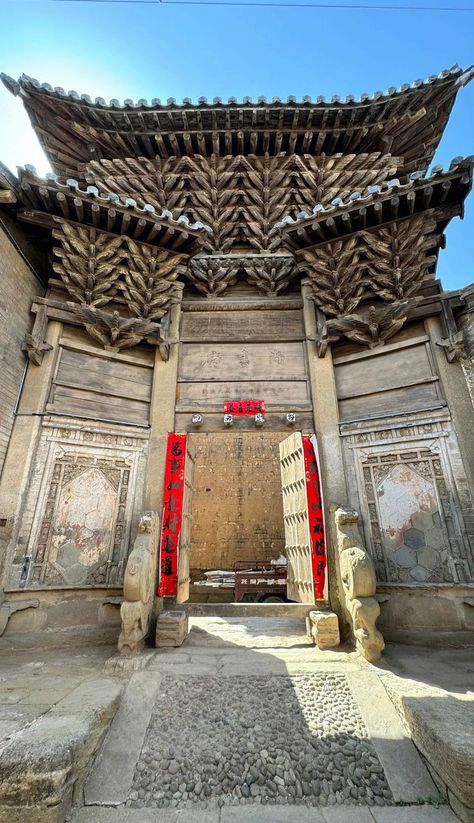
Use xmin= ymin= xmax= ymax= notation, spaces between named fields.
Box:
xmin=426 ymin=314 xmax=474 ymax=494
xmin=144 ymin=286 xmax=183 ymax=515
xmin=302 ymin=282 xmax=347 ymax=621
xmin=0 ymin=320 xmax=62 ymax=586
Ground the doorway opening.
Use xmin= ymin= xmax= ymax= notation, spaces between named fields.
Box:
xmin=188 ymin=431 xmax=287 ymax=603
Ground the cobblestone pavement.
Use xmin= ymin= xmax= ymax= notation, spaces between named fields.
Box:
xmin=128 ymin=672 xmax=393 ymax=810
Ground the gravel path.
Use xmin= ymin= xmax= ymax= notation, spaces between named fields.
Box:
xmin=128 ymin=673 xmax=393 ymax=810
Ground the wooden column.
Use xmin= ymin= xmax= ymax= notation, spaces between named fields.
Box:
xmin=144 ymin=286 xmax=183 ymax=514
xmin=426 ymin=314 xmax=474 ymax=493
xmin=302 ymin=282 xmax=347 ymax=619
xmin=0 ymin=320 xmax=62 ymax=586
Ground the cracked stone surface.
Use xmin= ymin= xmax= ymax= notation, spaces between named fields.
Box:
xmin=128 ymin=673 xmax=393 ymax=810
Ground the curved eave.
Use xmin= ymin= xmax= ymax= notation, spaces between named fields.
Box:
xmin=279 ymin=158 xmax=473 ymax=252
xmin=15 ymin=167 xmax=212 ymax=254
xmin=2 ymin=66 xmax=472 ymax=174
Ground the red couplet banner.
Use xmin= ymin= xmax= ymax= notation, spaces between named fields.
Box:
xmin=223 ymin=400 xmax=265 ymax=416
xmin=157 ymin=433 xmax=187 ymax=597
xmin=302 ymin=435 xmax=326 ymax=599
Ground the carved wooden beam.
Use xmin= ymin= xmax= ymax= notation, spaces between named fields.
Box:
xmin=22 ymin=304 xmax=53 ymax=365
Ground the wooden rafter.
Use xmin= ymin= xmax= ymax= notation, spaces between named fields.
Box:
xmin=3 ymin=67 xmax=472 ymax=174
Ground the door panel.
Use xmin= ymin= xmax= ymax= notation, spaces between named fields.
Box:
xmin=177 ymin=436 xmax=196 ymax=603
xmin=279 ymin=432 xmax=315 ymax=603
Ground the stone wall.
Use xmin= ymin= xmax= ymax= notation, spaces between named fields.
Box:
xmin=0 ymin=227 xmax=43 ymax=477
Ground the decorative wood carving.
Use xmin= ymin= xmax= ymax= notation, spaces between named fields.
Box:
xmin=86 ymin=153 xmax=399 ymax=255
xmin=188 ymin=256 xmax=241 ymax=297
xmin=324 ymin=302 xmax=409 ymax=350
xmin=309 ymin=303 xmax=409 ymax=357
xmin=300 ymin=216 xmax=439 ymax=317
xmin=437 ymin=331 xmax=466 ymax=362
xmin=187 ymin=253 xmax=296 ymax=297
xmin=52 ymin=222 xmax=185 ymax=350
xmin=362 ymin=215 xmax=439 ymax=301
xmin=52 ymin=222 xmax=127 ymax=307
xmin=244 ymin=255 xmax=296 ymax=295
xmin=22 ymin=304 xmax=53 ymax=365
xmin=300 ymin=236 xmax=367 ymax=317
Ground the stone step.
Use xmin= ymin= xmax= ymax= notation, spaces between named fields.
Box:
xmin=169 ymin=601 xmax=329 ymax=618
xmin=72 ymin=806 xmax=460 ymax=822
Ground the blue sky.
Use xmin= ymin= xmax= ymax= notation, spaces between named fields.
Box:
xmin=1 ymin=0 xmax=473 ymax=289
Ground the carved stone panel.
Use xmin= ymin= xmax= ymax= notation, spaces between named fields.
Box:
xmin=9 ymin=417 xmax=149 ymax=589
xmin=361 ymin=451 xmax=453 ymax=584
xmin=32 ymin=456 xmax=130 ymax=586
xmin=341 ymin=411 xmax=474 ymax=585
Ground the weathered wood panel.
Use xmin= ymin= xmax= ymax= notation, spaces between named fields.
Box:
xmin=335 ymin=336 xmax=443 ymax=421
xmin=48 ymin=339 xmax=153 ymax=425
xmin=339 ymin=383 xmax=441 ymax=421
xmin=56 ymin=349 xmax=152 ymax=402
xmin=181 ymin=309 xmax=304 ymax=342
xmin=190 ymin=432 xmax=286 ymax=572
xmin=176 ymin=380 xmax=311 ymax=409
xmin=49 ymin=386 xmax=150 ymax=425
xmin=178 ymin=342 xmax=307 ymax=382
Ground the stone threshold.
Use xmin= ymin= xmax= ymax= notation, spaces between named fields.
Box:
xmin=72 ymin=803 xmax=459 ymax=821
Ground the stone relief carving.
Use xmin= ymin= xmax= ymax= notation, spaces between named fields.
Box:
xmin=118 ymin=510 xmax=159 ymax=655
xmin=29 ymin=455 xmax=131 ymax=587
xmin=341 ymin=413 xmax=474 ymax=586
xmin=10 ymin=419 xmax=148 ymax=590
xmin=359 ymin=448 xmax=469 ymax=584
xmin=331 ymin=505 xmax=384 ymax=663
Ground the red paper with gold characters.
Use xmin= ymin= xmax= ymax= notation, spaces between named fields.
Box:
xmin=302 ymin=435 xmax=326 ymax=599
xmin=157 ymin=433 xmax=187 ymax=597
xmin=223 ymin=400 xmax=265 ymax=416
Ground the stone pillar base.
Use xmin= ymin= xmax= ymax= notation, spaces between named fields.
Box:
xmin=306 ymin=610 xmax=341 ymax=649
xmin=155 ymin=611 xmax=189 ymax=648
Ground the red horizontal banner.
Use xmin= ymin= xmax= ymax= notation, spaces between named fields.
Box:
xmin=157 ymin=433 xmax=186 ymax=597
xmin=224 ymin=400 xmax=265 ymax=416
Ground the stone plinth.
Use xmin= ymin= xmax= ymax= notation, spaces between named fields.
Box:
xmin=155 ymin=611 xmax=188 ymax=648
xmin=306 ymin=610 xmax=340 ymax=649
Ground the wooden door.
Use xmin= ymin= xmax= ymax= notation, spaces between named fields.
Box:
xmin=176 ymin=436 xmax=196 ymax=603
xmin=279 ymin=432 xmax=315 ymax=603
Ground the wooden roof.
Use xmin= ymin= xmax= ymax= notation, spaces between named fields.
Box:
xmin=2 ymin=66 xmax=473 ymax=176
xmin=14 ymin=166 xmax=211 ymax=254
xmin=278 ymin=158 xmax=473 ymax=253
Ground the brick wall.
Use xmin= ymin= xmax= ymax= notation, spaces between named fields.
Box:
xmin=190 ymin=432 xmax=286 ymax=572
xmin=0 ymin=228 xmax=43 ymax=477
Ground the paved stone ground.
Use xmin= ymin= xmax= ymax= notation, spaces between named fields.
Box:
xmin=128 ymin=672 xmax=392 ymax=810
xmin=0 ymin=616 xmax=468 ymax=823
xmin=81 ymin=616 xmax=456 ymax=822
xmin=0 ymin=644 xmax=114 ymax=745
